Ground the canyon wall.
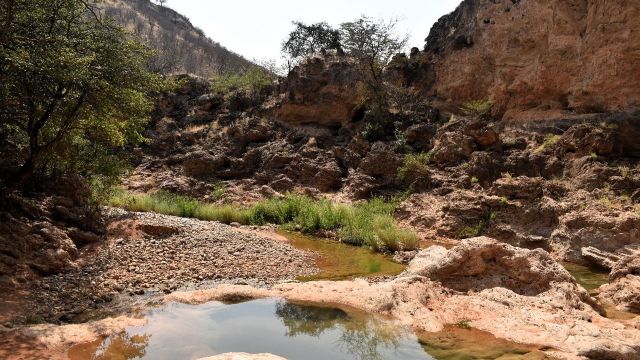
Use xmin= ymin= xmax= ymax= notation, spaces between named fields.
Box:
xmin=403 ymin=0 xmax=640 ymax=121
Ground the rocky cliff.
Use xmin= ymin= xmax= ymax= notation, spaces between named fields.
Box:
xmin=404 ymin=0 xmax=640 ymax=121
xmin=101 ymin=0 xmax=253 ymax=76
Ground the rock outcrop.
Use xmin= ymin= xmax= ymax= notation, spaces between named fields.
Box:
xmin=403 ymin=0 xmax=640 ymax=120
xmin=0 ymin=177 xmax=104 ymax=287
xmin=598 ymin=255 xmax=640 ymax=313
xmin=406 ymin=237 xmax=582 ymax=296
xmin=276 ymin=54 xmax=362 ymax=127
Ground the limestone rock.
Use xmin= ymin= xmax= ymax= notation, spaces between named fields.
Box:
xmin=406 ymin=237 xmax=578 ymax=296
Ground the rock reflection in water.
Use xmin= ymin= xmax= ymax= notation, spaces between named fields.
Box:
xmin=69 ymin=333 xmax=150 ymax=360
xmin=68 ymin=299 xmax=429 ymax=360
xmin=275 ymin=302 xmax=403 ymax=360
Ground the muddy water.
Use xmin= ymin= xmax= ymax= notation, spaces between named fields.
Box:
xmin=279 ymin=231 xmax=406 ymax=281
xmin=68 ymin=299 xmax=543 ymax=360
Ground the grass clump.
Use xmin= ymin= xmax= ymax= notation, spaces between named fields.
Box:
xmin=398 ymin=152 xmax=431 ymax=180
xmin=534 ymin=134 xmax=561 ymax=154
xmin=109 ymin=192 xmax=418 ymax=252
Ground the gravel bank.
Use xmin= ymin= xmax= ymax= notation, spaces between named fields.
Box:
xmin=5 ymin=210 xmax=316 ymax=325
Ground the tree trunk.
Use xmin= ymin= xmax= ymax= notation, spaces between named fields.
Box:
xmin=5 ymin=154 xmax=37 ymax=190
xmin=1 ymin=0 xmax=14 ymax=49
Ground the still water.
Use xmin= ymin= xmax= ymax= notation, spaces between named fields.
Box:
xmin=279 ymin=231 xmax=406 ymax=281
xmin=68 ymin=299 xmax=543 ymax=360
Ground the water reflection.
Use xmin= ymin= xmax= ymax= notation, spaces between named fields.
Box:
xmin=68 ymin=299 xmax=543 ymax=360
xmin=279 ymin=231 xmax=406 ymax=281
xmin=69 ymin=333 xmax=150 ymax=360
xmin=275 ymin=302 xmax=403 ymax=360
xmin=69 ymin=299 xmax=429 ymax=360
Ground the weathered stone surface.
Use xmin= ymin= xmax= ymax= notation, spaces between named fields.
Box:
xmin=581 ymin=246 xmax=621 ymax=270
xmin=405 ymin=237 xmax=578 ymax=296
xmin=276 ymin=54 xmax=362 ymax=127
xmin=183 ymin=151 xmax=226 ymax=178
xmin=412 ymin=0 xmax=640 ymax=120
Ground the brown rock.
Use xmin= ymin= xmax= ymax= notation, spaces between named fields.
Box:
xmin=406 ymin=237 xmax=579 ymax=296
xmin=276 ymin=55 xmax=362 ymax=127
xmin=183 ymin=151 xmax=226 ymax=178
xmin=411 ymin=0 xmax=640 ymax=120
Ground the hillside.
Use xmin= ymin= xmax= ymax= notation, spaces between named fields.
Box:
xmin=100 ymin=0 xmax=254 ymax=76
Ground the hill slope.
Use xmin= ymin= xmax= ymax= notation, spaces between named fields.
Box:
xmin=100 ymin=0 xmax=254 ymax=77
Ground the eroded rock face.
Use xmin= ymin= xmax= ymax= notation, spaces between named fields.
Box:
xmin=276 ymin=54 xmax=362 ymax=127
xmin=598 ymin=255 xmax=640 ymax=313
xmin=412 ymin=0 xmax=640 ymax=120
xmin=0 ymin=187 xmax=103 ymax=284
xmin=406 ymin=237 xmax=579 ymax=296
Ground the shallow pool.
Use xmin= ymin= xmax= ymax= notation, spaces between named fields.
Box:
xmin=279 ymin=231 xmax=406 ymax=281
xmin=68 ymin=299 xmax=543 ymax=360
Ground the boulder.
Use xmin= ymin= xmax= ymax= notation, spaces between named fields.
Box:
xmin=183 ymin=151 xmax=226 ymax=178
xmin=581 ymin=246 xmax=621 ymax=270
xmin=406 ymin=237 xmax=578 ymax=296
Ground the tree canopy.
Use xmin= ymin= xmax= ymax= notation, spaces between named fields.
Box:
xmin=0 ymin=0 xmax=167 ymax=190
xmin=281 ymin=21 xmax=342 ymax=63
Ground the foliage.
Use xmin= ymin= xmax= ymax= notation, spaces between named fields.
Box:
xmin=210 ymin=183 xmax=226 ymax=201
xmin=397 ymin=152 xmax=431 ymax=180
xmin=281 ymin=21 xmax=342 ymax=62
xmin=455 ymin=320 xmax=472 ymax=330
xmin=339 ymin=16 xmax=408 ymax=67
xmin=534 ymin=134 xmax=562 ymax=154
xmin=0 ymin=0 xmax=167 ymax=189
xmin=460 ymin=99 xmax=494 ymax=120
xmin=109 ymin=192 xmax=418 ymax=252
xmin=210 ymin=67 xmax=273 ymax=95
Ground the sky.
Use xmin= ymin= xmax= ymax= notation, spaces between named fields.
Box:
xmin=167 ymin=0 xmax=463 ymax=63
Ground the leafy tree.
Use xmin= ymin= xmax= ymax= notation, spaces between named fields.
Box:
xmin=281 ymin=21 xmax=342 ymax=64
xmin=340 ymin=16 xmax=408 ymax=107
xmin=0 ymin=0 xmax=166 ymax=190
xmin=340 ymin=16 xmax=408 ymax=140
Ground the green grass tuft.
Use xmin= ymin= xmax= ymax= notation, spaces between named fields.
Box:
xmin=109 ymin=191 xmax=418 ymax=253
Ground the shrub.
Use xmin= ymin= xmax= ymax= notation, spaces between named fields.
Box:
xmin=211 ymin=67 xmax=272 ymax=95
xmin=460 ymin=100 xmax=493 ymax=120
xmin=398 ymin=152 xmax=431 ymax=181
xmin=456 ymin=320 xmax=472 ymax=330
xmin=534 ymin=134 xmax=561 ymax=154
xmin=210 ymin=183 xmax=226 ymax=201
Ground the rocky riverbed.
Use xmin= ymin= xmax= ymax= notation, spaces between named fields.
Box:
xmin=0 ymin=209 xmax=316 ymax=326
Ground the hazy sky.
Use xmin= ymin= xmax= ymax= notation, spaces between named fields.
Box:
xmin=167 ymin=0 xmax=463 ymax=63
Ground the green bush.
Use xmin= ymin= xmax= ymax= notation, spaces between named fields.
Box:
xmin=534 ymin=134 xmax=561 ymax=154
xmin=460 ymin=99 xmax=494 ymax=120
xmin=211 ymin=67 xmax=272 ymax=95
xmin=398 ymin=152 xmax=431 ymax=180
xmin=109 ymin=192 xmax=417 ymax=252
